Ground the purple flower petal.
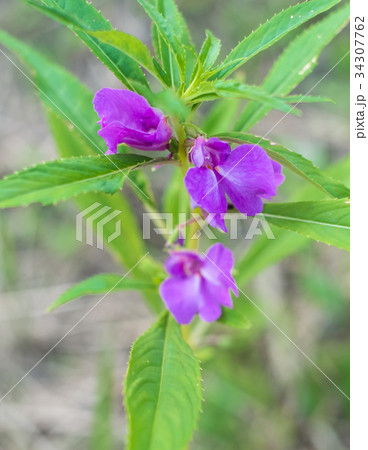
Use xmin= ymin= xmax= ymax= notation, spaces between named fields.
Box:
xmin=159 ymin=243 xmax=237 ymax=324
xmin=160 ymin=276 xmax=201 ymax=324
xmin=93 ymin=88 xmax=172 ymax=154
xmin=165 ymin=250 xmax=203 ymax=278
xmin=217 ymin=145 xmax=279 ymax=216
xmin=189 ymin=136 xmax=206 ymax=168
xmin=206 ymin=242 xmax=234 ymax=272
xmin=94 ymin=88 xmax=152 ymax=127
xmin=200 ymin=278 xmax=233 ymax=314
xmin=189 ymin=136 xmax=231 ymax=168
xmin=184 ymin=167 xmax=227 ymax=218
xmin=261 ymin=160 xmax=285 ymax=199
xmin=206 ymin=212 xmax=227 ymax=233
xmin=206 ymin=137 xmax=232 ymax=158
xmin=198 ymin=279 xmax=224 ymax=322
xmin=202 ymin=243 xmax=238 ymax=296
xmin=184 ymin=138 xmax=284 ymax=230
xmin=271 ymin=159 xmax=285 ymax=187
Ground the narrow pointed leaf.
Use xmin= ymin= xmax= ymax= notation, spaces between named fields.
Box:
xmin=137 ymin=0 xmax=186 ymax=77
xmin=155 ymin=0 xmax=192 ymax=46
xmin=0 ymin=29 xmax=103 ymax=151
xmin=88 ymin=30 xmax=156 ymax=76
xmin=236 ymin=156 xmax=350 ymax=286
xmin=0 ymin=29 xmax=162 ymax=296
xmin=283 ymin=94 xmax=334 ymax=104
xmin=48 ymin=274 xmax=157 ymax=311
xmin=201 ymin=98 xmax=240 ymax=134
xmin=236 ymin=4 xmax=349 ymax=130
xmin=260 ymin=199 xmax=350 ymax=250
xmin=213 ymin=80 xmax=299 ymax=114
xmin=199 ymin=30 xmax=221 ymax=71
xmin=0 ymin=154 xmax=151 ymax=208
xmin=116 ymin=147 xmax=156 ymax=208
xmin=125 ymin=313 xmax=202 ymax=450
xmin=149 ymin=0 xmax=194 ymax=86
xmin=215 ymin=132 xmax=350 ymax=199
xmin=151 ymin=25 xmax=175 ymax=86
xmin=127 ymin=169 xmax=157 ymax=209
xmin=186 ymin=80 xmax=298 ymax=115
xmin=24 ymin=0 xmax=149 ymax=90
xmin=210 ymin=0 xmax=341 ymax=80
xmin=219 ymin=297 xmax=252 ymax=329
xmin=47 ymin=112 xmax=163 ymax=311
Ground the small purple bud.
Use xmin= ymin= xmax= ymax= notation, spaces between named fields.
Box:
xmin=175 ymin=230 xmax=185 ymax=247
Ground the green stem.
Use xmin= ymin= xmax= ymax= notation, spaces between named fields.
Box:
xmin=187 ymin=221 xmax=200 ymax=249
xmin=173 ymin=120 xmax=189 ymax=176
xmin=186 ymin=207 xmax=203 ymax=250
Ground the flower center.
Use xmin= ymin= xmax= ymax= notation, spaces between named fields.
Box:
xmin=183 ymin=258 xmax=202 ymax=277
xmin=140 ymin=117 xmax=153 ymax=131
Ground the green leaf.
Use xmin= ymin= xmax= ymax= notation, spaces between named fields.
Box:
xmin=128 ymin=169 xmax=157 ymax=209
xmin=219 ymin=296 xmax=252 ymax=329
xmin=152 ymin=57 xmax=170 ymax=85
xmin=264 ymin=3 xmax=349 ymax=94
xmin=137 ymin=0 xmax=186 ymax=80
xmin=260 ymin=199 xmax=350 ymax=250
xmin=235 ymin=156 xmax=350 ymax=286
xmin=117 ymin=146 xmax=156 ymax=208
xmin=151 ymin=29 xmax=177 ymax=87
xmin=283 ymin=94 xmax=334 ymax=104
xmin=47 ymin=112 xmax=163 ymax=311
xmin=48 ymin=273 xmax=157 ymax=311
xmin=214 ymin=81 xmax=300 ymax=115
xmin=124 ymin=313 xmax=202 ymax=450
xmin=0 ymin=154 xmax=151 ymax=208
xmin=186 ymin=80 xmax=298 ymax=115
xmin=200 ymin=98 xmax=240 ymax=135
xmin=0 ymin=29 xmax=103 ymax=152
xmin=151 ymin=89 xmax=191 ymax=122
xmin=24 ymin=0 xmax=149 ymax=91
xmin=236 ymin=227 xmax=306 ymax=286
xmin=88 ymin=30 xmax=156 ymax=76
xmin=210 ymin=0 xmax=341 ymax=80
xmin=0 ymin=28 xmax=162 ymax=304
xmin=186 ymin=30 xmax=221 ymax=90
xmin=149 ymin=0 xmax=194 ymax=87
xmin=155 ymin=0 xmax=193 ymax=47
xmin=199 ymin=30 xmax=221 ymax=72
xmin=235 ymin=4 xmax=349 ymax=130
xmin=215 ymin=132 xmax=350 ymax=199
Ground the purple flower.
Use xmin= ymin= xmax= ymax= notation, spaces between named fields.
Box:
xmin=159 ymin=243 xmax=238 ymax=324
xmin=185 ymin=137 xmax=284 ymax=232
xmin=93 ymin=88 xmax=172 ymax=154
